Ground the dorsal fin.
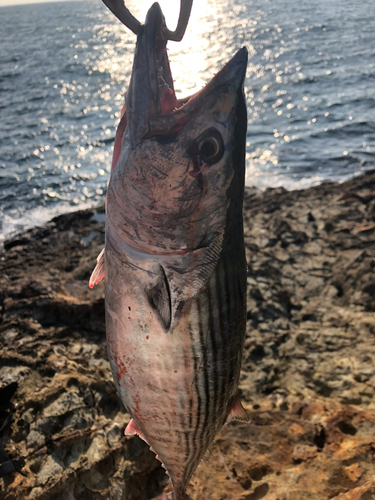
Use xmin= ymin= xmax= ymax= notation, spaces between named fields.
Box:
xmin=226 ymin=398 xmax=250 ymax=424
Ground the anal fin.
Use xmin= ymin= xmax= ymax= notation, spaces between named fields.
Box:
xmin=226 ymin=398 xmax=250 ymax=424
xmin=125 ymin=419 xmax=169 ymax=470
xmin=89 ymin=248 xmax=105 ymax=288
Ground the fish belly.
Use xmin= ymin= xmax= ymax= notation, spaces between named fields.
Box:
xmin=105 ymin=240 xmax=246 ymax=490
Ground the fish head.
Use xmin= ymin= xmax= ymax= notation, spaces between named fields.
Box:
xmin=107 ymin=2 xmax=248 ymax=255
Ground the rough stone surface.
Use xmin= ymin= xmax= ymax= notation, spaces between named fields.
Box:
xmin=1 ymin=171 xmax=375 ymax=500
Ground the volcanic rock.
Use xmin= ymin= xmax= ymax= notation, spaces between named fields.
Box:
xmin=1 ymin=170 xmax=375 ymax=499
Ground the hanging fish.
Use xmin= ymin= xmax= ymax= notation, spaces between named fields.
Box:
xmin=90 ymin=1 xmax=249 ymax=498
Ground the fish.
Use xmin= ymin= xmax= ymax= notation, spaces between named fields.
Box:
xmin=90 ymin=1 xmax=249 ymax=499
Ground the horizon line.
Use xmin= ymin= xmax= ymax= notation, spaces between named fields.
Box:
xmin=0 ymin=0 xmax=80 ymax=8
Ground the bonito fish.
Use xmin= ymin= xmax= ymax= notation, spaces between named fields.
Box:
xmin=90 ymin=1 xmax=249 ymax=498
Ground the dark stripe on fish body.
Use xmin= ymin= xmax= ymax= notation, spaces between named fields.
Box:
xmin=223 ymin=255 xmax=238 ymax=416
xmin=186 ymin=324 xmax=194 ymax=464
xmin=214 ymin=262 xmax=226 ymax=423
xmin=184 ymin=429 xmax=190 ymax=464
xmin=197 ymin=295 xmax=211 ymax=463
xmin=236 ymin=271 xmax=247 ymax=371
xmin=178 ymin=400 xmax=190 ymax=463
xmin=228 ymin=260 xmax=244 ymax=384
xmin=207 ymin=283 xmax=219 ymax=426
xmin=212 ymin=268 xmax=229 ymax=424
xmin=179 ymin=332 xmax=191 ymax=463
xmin=184 ymin=310 xmax=203 ymax=484
xmin=222 ymin=254 xmax=234 ymax=389
xmin=182 ymin=322 xmax=195 ymax=482
xmin=200 ymin=288 xmax=222 ymax=461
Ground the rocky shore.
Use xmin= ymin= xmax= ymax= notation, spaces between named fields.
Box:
xmin=1 ymin=170 xmax=375 ymax=500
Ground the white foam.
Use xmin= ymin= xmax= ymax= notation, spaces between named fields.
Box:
xmin=0 ymin=201 xmax=94 ymax=245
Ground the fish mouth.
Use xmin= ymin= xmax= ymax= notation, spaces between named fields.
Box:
xmin=143 ymin=3 xmax=177 ymax=116
xmin=126 ymin=2 xmax=248 ymax=146
xmin=125 ymin=2 xmax=178 ymax=146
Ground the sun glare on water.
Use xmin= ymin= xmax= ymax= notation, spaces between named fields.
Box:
xmin=126 ymin=0 xmax=216 ymax=98
xmin=99 ymin=0 xmax=241 ymax=104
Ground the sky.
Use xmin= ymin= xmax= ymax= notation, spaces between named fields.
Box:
xmin=0 ymin=0 xmax=74 ymax=6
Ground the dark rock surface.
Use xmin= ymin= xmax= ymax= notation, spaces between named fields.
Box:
xmin=1 ymin=170 xmax=375 ymax=500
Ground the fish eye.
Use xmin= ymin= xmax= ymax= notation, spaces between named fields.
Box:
xmin=199 ymin=137 xmax=220 ymax=160
xmin=196 ymin=127 xmax=224 ymax=165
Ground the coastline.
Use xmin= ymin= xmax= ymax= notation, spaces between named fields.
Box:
xmin=1 ymin=170 xmax=375 ymax=499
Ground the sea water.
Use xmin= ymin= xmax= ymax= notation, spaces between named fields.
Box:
xmin=0 ymin=0 xmax=374 ymax=241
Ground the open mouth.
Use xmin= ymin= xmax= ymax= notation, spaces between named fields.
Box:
xmin=149 ymin=46 xmax=248 ymax=137
xmin=102 ymin=0 xmax=246 ymax=142
xmin=148 ymin=3 xmax=247 ymax=137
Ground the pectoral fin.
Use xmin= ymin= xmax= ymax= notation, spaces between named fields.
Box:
xmin=120 ymin=251 xmax=172 ymax=331
xmin=89 ymin=248 xmax=105 ymax=288
xmin=164 ymin=232 xmax=225 ymax=306
xmin=144 ymin=265 xmax=171 ymax=331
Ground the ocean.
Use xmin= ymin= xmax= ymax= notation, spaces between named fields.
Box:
xmin=0 ymin=0 xmax=374 ymax=242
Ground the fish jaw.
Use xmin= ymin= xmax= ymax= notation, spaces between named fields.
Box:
xmin=126 ymin=2 xmax=177 ymax=148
